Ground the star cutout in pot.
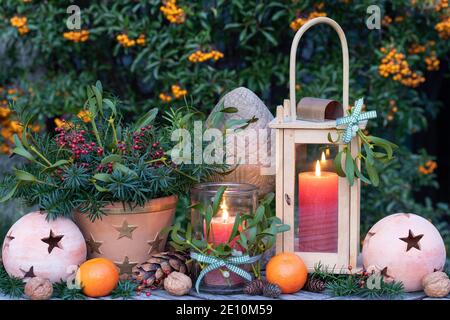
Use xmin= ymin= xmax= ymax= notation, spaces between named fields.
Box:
xmin=113 ymin=220 xmax=137 ymax=240
xmin=41 ymin=230 xmax=64 ymax=254
xmin=21 ymin=266 xmax=36 ymax=279
xmin=115 ymin=256 xmax=138 ymax=274
xmin=2 ymin=233 xmax=14 ymax=250
xmin=399 ymin=229 xmax=423 ymax=252
xmin=147 ymin=232 xmax=165 ymax=254
xmin=85 ymin=233 xmax=103 ymax=255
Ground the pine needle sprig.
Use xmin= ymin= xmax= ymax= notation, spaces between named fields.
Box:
xmin=110 ymin=280 xmax=137 ymax=300
xmin=357 ymin=279 xmax=404 ymax=300
xmin=311 ymin=262 xmax=404 ymax=299
xmin=52 ymin=281 xmax=86 ymax=300
xmin=0 ymin=264 xmax=25 ymax=298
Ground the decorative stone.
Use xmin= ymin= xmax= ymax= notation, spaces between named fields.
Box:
xmin=362 ymin=213 xmax=446 ymax=292
xmin=164 ymin=272 xmax=192 ymax=296
xmin=1 ymin=211 xmax=87 ymax=283
xmin=24 ymin=277 xmax=53 ymax=300
xmin=206 ymin=87 xmax=275 ymax=197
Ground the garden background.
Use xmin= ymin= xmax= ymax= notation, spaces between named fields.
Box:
xmin=0 ymin=0 xmax=449 ymax=249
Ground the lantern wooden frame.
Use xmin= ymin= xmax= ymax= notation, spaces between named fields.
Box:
xmin=269 ymin=17 xmax=365 ymax=272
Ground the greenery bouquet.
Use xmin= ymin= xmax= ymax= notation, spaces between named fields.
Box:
xmin=0 ymin=81 xmax=221 ymax=221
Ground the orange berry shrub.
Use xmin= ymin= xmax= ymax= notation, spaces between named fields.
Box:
xmin=0 ymin=0 xmax=449 ymax=247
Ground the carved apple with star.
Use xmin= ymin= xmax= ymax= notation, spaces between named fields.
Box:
xmin=362 ymin=213 xmax=446 ymax=292
xmin=1 ymin=211 xmax=87 ymax=283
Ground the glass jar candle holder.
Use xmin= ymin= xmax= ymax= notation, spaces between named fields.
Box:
xmin=190 ymin=182 xmax=258 ymax=294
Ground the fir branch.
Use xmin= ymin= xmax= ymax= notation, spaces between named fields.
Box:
xmin=110 ymin=280 xmax=137 ymax=300
xmin=52 ymin=281 xmax=86 ymax=300
xmin=0 ymin=264 xmax=25 ymax=298
xmin=311 ymin=262 xmax=404 ymax=299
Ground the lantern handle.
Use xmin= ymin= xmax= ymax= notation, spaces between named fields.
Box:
xmin=289 ymin=17 xmax=349 ymax=121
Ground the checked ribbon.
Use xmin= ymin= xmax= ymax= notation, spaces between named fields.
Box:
xmin=336 ymin=98 xmax=377 ymax=143
xmin=191 ymin=252 xmax=261 ymax=294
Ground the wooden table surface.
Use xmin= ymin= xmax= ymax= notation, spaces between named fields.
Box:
xmin=0 ymin=289 xmax=446 ymax=300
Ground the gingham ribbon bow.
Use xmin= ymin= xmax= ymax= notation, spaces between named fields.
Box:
xmin=336 ymin=98 xmax=377 ymax=143
xmin=191 ymin=252 xmax=261 ymax=294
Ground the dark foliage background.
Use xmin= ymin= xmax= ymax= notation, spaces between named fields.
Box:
xmin=0 ymin=0 xmax=449 ymax=248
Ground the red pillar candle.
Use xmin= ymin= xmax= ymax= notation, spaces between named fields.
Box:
xmin=203 ymin=200 xmax=244 ymax=287
xmin=298 ymin=160 xmax=338 ymax=252
xmin=204 ymin=201 xmax=237 ymax=246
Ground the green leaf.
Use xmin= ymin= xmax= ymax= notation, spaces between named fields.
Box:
xmin=14 ymin=169 xmax=38 ymax=182
xmin=212 ymin=186 xmax=227 ymax=215
xmin=12 ymin=134 xmax=23 ymax=148
xmin=354 ymin=159 xmax=371 ymax=184
xmin=333 ymin=151 xmax=346 ymax=177
xmin=363 ymin=143 xmax=374 ymax=165
xmin=12 ymin=146 xmax=35 ymax=162
xmin=101 ymin=154 xmax=122 ymax=164
xmin=186 ymin=223 xmax=192 ymax=243
xmin=43 ymin=160 xmax=70 ymax=171
xmin=365 ymin=160 xmax=379 ymax=187
xmin=253 ymin=205 xmax=265 ymax=224
xmin=238 ymin=232 xmax=248 ymax=250
xmin=133 ymin=108 xmax=158 ymax=132
xmin=345 ymin=150 xmax=355 ymax=186
xmin=368 ymin=136 xmax=397 ymax=160
xmin=103 ymin=99 xmax=117 ymax=117
xmin=92 ymin=86 xmax=103 ymax=114
xmin=93 ymin=173 xmax=112 ymax=182
xmin=276 ymin=224 xmax=290 ymax=233
xmin=95 ymin=80 xmax=103 ymax=94
xmin=220 ymin=107 xmax=238 ymax=113
xmin=93 ymin=183 xmax=108 ymax=192
xmin=228 ymin=213 xmax=241 ymax=243
xmin=0 ymin=183 xmax=19 ymax=203
xmin=205 ymin=206 xmax=213 ymax=238
xmin=261 ymin=29 xmax=278 ymax=46
xmin=113 ymin=163 xmax=138 ymax=177
xmin=327 ymin=132 xmax=340 ymax=143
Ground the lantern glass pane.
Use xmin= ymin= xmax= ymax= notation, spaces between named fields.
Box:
xmin=295 ymin=144 xmax=339 ymax=253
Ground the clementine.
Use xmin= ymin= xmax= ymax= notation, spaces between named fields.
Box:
xmin=265 ymin=252 xmax=307 ymax=294
xmin=77 ymin=258 xmax=119 ymax=297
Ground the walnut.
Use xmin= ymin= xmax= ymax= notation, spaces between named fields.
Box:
xmin=24 ymin=277 xmax=53 ymax=300
xmin=163 ymin=272 xmax=192 ymax=296
xmin=422 ymin=272 xmax=450 ymax=298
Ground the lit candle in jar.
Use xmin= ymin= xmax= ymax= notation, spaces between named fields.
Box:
xmin=206 ymin=200 xmax=236 ymax=245
xmin=298 ymin=160 xmax=338 ymax=252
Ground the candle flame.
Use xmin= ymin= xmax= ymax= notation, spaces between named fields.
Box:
xmin=315 ymin=160 xmax=321 ymax=177
xmin=325 ymin=148 xmax=330 ymax=157
xmin=321 ymin=151 xmax=326 ymax=162
xmin=220 ymin=200 xmax=229 ymax=222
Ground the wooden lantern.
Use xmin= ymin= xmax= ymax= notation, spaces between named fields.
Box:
xmin=269 ymin=17 xmax=365 ymax=272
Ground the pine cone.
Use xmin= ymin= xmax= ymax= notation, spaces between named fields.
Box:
xmin=244 ymin=279 xmax=265 ymax=295
xmin=131 ymin=251 xmax=191 ymax=288
xmin=304 ymin=277 xmax=326 ymax=292
xmin=262 ymin=282 xmax=282 ymax=298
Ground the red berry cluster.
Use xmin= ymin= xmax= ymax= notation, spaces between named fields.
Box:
xmin=132 ymin=125 xmax=153 ymax=151
xmin=55 ymin=127 xmax=103 ymax=159
xmin=96 ymin=162 xmax=114 ymax=174
xmin=117 ymin=140 xmax=127 ymax=153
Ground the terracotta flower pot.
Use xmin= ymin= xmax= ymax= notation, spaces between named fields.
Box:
xmin=73 ymin=195 xmax=178 ymax=275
